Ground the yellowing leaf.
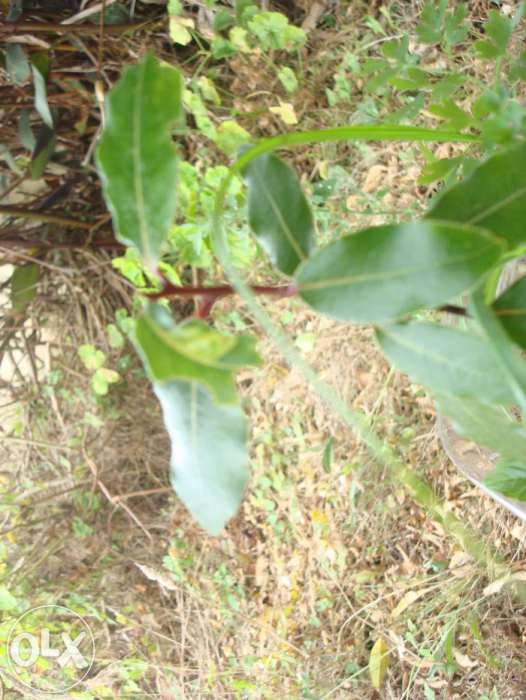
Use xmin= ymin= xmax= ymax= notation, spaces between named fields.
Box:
xmin=391 ymin=590 xmax=422 ymax=618
xmin=369 ymin=637 xmax=390 ymax=690
xmin=197 ymin=76 xmax=221 ymax=105
xmin=170 ymin=16 xmax=194 ymax=45
xmin=270 ymin=101 xmax=298 ymax=125
xmin=311 ymin=509 xmax=328 ymax=525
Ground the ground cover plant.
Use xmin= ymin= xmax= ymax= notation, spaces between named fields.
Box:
xmin=2 ymin=0 xmax=526 ymax=697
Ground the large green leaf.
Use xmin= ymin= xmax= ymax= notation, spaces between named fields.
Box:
xmin=376 ymin=322 xmax=526 ymax=403
xmin=96 ymin=54 xmax=183 ymax=270
xmin=134 ymin=304 xmax=260 ymax=404
xmin=427 ymin=144 xmax=526 ymax=248
xmin=470 ymin=289 xmax=526 ymax=414
xmin=493 ymin=275 xmax=526 ymax=349
xmin=243 ymin=153 xmax=314 ymax=275
xmin=436 ymin=394 xmax=526 ymax=464
xmin=156 ymin=380 xmax=249 ymax=533
xmin=296 ymin=221 xmax=503 ymax=323
xmin=485 ymin=461 xmax=526 ymax=501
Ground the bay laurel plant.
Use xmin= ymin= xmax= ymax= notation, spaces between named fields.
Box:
xmin=96 ymin=53 xmax=526 ymax=534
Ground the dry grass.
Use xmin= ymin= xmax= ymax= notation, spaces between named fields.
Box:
xmin=2 ymin=272 xmax=526 ymax=697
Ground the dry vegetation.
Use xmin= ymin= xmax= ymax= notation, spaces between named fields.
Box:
xmin=2 ymin=0 xmax=526 ymax=698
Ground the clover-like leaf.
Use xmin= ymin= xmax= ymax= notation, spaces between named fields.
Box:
xmin=96 ymin=54 xmax=183 ymax=270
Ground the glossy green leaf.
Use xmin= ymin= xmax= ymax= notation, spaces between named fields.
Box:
xmin=96 ymin=54 xmax=183 ymax=270
xmin=376 ymin=322 xmax=526 ymax=403
xmin=10 ymin=264 xmax=39 ymax=315
xmin=296 ymin=221 xmax=503 ymax=323
xmin=134 ymin=304 xmax=260 ymax=404
xmin=427 ymin=144 xmax=526 ymax=248
xmin=485 ymin=461 xmax=526 ymax=501
xmin=243 ymin=153 xmax=314 ymax=275
xmin=155 ymin=380 xmax=248 ymax=534
xmin=436 ymin=394 xmax=526 ymax=464
xmin=470 ymin=289 xmax=526 ymax=415
xmin=493 ymin=275 xmax=526 ymax=349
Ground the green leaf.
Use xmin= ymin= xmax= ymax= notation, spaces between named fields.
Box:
xmin=5 ymin=43 xmax=30 ymax=86
xmin=96 ymin=54 xmax=183 ymax=270
xmin=428 ymin=100 xmax=472 ymax=130
xmin=107 ymin=323 xmax=125 ymax=349
xmin=470 ymin=290 xmax=526 ymax=415
xmin=296 ymin=221 xmax=503 ymax=323
xmin=215 ymin=120 xmax=251 ymax=155
xmin=493 ymin=275 xmax=526 ymax=349
xmin=485 ymin=461 xmax=526 ymax=500
xmin=436 ymin=394 xmax=526 ymax=464
xmin=427 ymin=143 xmax=526 ymax=249
xmin=92 ymin=367 xmax=120 ymax=395
xmin=376 ymin=322 xmax=526 ymax=404
xmin=484 ymin=10 xmax=513 ymax=56
xmin=277 ymin=66 xmax=298 ymax=94
xmin=134 ymin=304 xmax=260 ymax=404
xmin=322 ymin=436 xmax=334 ymax=474
xmin=243 ymin=153 xmax=314 ymax=275
xmin=155 ymin=380 xmax=249 ymax=534
xmin=79 ymin=344 xmax=106 ymax=371
xmin=10 ymin=263 xmax=39 ymax=315
xmin=31 ymin=64 xmax=53 ymax=128
xmin=0 ymin=586 xmax=18 ymax=611
xmin=415 ymin=0 xmax=447 ymax=44
xmin=30 ymin=124 xmax=56 ymax=179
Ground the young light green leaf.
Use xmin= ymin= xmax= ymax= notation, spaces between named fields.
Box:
xmin=155 ymin=380 xmax=249 ymax=534
xmin=493 ymin=275 xmax=526 ymax=349
xmin=376 ymin=322 xmax=526 ymax=404
xmin=78 ymin=344 xmax=106 ymax=371
xmin=436 ymin=394 xmax=526 ymax=464
xmin=96 ymin=54 xmax=183 ymax=270
xmin=92 ymin=367 xmax=120 ymax=396
xmin=485 ymin=461 xmax=526 ymax=501
xmin=243 ymin=153 xmax=314 ymax=275
xmin=134 ymin=304 xmax=260 ymax=404
xmin=297 ymin=221 xmax=503 ymax=323
xmin=10 ymin=263 xmax=39 ymax=315
xmin=427 ymin=143 xmax=526 ymax=248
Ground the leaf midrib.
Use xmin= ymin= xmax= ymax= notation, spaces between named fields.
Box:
xmin=299 ymin=245 xmax=497 ymax=293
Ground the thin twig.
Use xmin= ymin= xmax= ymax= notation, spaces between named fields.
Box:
xmin=0 ymin=204 xmax=93 ymax=229
xmin=0 ymin=19 xmax=155 ymax=36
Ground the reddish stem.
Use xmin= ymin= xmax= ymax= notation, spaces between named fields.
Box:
xmin=147 ymin=282 xmax=298 ymax=301
xmin=147 ymin=281 xmax=298 ymax=318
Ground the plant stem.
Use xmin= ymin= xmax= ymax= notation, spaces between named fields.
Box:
xmin=0 ymin=19 xmax=155 ymax=36
xmin=0 ymin=238 xmax=123 ymax=250
xmin=0 ymin=205 xmax=93 ymax=229
xmin=147 ymin=281 xmax=297 ymax=301
xmin=211 ymin=125 xmax=508 ymax=581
